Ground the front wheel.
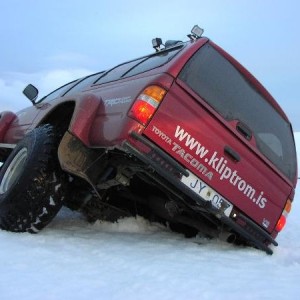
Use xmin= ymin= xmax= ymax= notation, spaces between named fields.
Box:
xmin=0 ymin=125 xmax=66 ymax=232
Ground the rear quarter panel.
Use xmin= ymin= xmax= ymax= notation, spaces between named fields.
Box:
xmin=86 ymin=73 xmax=174 ymax=147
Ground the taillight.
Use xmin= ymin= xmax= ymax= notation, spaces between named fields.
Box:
xmin=275 ymin=199 xmax=292 ymax=232
xmin=128 ymin=85 xmax=167 ymax=126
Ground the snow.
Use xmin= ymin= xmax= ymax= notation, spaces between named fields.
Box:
xmin=0 ymin=135 xmax=300 ymax=299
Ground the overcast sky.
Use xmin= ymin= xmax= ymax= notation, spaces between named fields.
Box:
xmin=0 ymin=0 xmax=299 ymax=130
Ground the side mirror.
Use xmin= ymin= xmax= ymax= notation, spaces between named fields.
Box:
xmin=23 ymin=84 xmax=39 ymax=104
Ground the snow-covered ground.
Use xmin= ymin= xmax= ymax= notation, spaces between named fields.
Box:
xmin=0 ymin=134 xmax=299 ymax=300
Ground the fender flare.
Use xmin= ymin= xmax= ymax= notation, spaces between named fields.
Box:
xmin=0 ymin=111 xmax=17 ymax=142
xmin=68 ymin=94 xmax=104 ymax=146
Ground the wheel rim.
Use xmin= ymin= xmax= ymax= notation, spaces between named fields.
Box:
xmin=0 ymin=148 xmax=28 ymax=194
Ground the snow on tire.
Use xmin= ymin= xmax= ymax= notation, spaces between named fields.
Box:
xmin=0 ymin=125 xmax=66 ymax=232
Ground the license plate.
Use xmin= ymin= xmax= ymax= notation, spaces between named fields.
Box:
xmin=181 ymin=171 xmax=233 ymax=217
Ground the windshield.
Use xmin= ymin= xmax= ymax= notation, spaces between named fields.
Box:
xmin=179 ymin=43 xmax=297 ymax=181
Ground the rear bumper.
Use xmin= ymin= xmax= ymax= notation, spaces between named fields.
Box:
xmin=124 ymin=132 xmax=278 ymax=254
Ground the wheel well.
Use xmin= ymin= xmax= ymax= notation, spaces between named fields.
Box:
xmin=0 ymin=148 xmax=12 ymax=163
xmin=40 ymin=102 xmax=75 ymax=134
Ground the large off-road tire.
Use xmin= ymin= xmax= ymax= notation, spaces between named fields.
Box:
xmin=0 ymin=125 xmax=66 ymax=232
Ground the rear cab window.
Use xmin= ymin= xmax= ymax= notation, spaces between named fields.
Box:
xmin=179 ymin=43 xmax=297 ymax=181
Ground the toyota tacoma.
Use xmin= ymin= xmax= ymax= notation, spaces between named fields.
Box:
xmin=0 ymin=26 xmax=297 ymax=254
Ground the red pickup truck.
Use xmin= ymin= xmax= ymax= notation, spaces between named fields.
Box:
xmin=0 ymin=26 xmax=297 ymax=254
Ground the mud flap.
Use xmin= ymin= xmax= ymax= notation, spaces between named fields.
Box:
xmin=58 ymin=131 xmax=106 ymax=186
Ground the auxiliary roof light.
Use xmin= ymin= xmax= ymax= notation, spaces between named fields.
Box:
xmin=152 ymin=38 xmax=163 ymax=52
xmin=188 ymin=25 xmax=204 ymax=41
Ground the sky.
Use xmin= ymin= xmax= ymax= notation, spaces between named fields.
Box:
xmin=0 ymin=0 xmax=299 ymax=129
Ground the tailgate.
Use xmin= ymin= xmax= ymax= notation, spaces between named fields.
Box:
xmin=143 ymin=82 xmax=291 ymax=233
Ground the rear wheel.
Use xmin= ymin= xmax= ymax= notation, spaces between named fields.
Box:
xmin=0 ymin=125 xmax=66 ymax=232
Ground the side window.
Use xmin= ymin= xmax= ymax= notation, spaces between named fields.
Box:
xmin=94 ymin=46 xmax=183 ymax=85
xmin=38 ymin=80 xmax=78 ymax=102
xmin=124 ymin=47 xmax=182 ymax=77
xmin=95 ymin=59 xmax=144 ymax=85
xmin=63 ymin=72 xmax=104 ymax=96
